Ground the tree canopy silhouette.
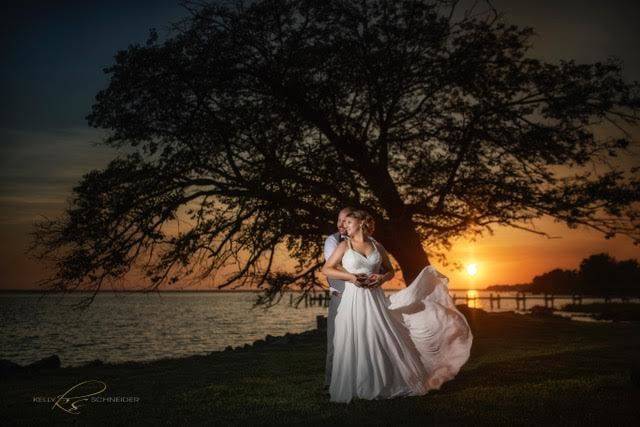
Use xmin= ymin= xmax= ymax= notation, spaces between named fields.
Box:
xmin=530 ymin=253 xmax=640 ymax=296
xmin=28 ymin=0 xmax=640 ymax=307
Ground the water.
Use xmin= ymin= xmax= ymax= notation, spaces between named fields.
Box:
xmin=1 ymin=292 xmax=328 ymax=367
xmin=1 ymin=290 xmax=628 ymax=367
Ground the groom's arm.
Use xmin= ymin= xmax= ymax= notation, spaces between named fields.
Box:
xmin=323 ymin=236 xmax=346 ymax=294
xmin=323 ymin=236 xmax=337 ymax=262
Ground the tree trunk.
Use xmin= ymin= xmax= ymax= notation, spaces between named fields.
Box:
xmin=378 ymin=216 xmax=430 ymax=285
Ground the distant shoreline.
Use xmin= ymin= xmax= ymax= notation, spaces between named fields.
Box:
xmin=2 ymin=289 xmax=639 ymax=297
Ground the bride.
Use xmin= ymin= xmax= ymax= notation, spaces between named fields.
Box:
xmin=321 ymin=209 xmax=473 ymax=403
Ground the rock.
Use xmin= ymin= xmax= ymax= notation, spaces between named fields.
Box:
xmin=455 ymin=305 xmax=488 ymax=318
xmin=25 ymin=354 xmax=61 ymax=371
xmin=297 ymin=331 xmax=315 ymax=341
xmin=529 ymin=305 xmax=556 ymax=317
xmin=82 ymin=359 xmax=104 ymax=368
xmin=316 ymin=315 xmax=327 ymax=330
xmin=455 ymin=305 xmax=488 ymax=331
xmin=631 ymin=361 xmax=640 ymax=388
xmin=0 ymin=359 xmax=23 ymax=377
xmin=269 ymin=336 xmax=291 ymax=346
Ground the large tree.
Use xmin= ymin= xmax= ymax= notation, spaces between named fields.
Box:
xmin=29 ymin=0 xmax=640 ymax=307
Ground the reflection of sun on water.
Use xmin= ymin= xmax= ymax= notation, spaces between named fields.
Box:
xmin=465 ymin=263 xmax=479 ymax=308
xmin=466 ymin=289 xmax=479 ymax=308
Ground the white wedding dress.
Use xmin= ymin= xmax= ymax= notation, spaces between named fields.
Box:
xmin=329 ymin=237 xmax=473 ymax=403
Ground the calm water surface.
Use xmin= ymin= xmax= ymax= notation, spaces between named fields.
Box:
xmin=1 ymin=292 xmax=328 ymax=367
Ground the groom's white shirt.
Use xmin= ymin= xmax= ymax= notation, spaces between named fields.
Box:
xmin=323 ymin=232 xmax=345 ymax=294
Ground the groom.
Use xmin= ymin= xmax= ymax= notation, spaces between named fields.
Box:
xmin=323 ymin=206 xmax=352 ymax=389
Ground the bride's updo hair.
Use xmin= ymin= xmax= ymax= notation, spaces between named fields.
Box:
xmin=347 ymin=209 xmax=375 ymax=235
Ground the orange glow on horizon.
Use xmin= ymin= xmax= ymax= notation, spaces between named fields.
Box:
xmin=2 ymin=209 xmax=639 ymax=291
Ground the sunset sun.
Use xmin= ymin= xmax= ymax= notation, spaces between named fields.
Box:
xmin=466 ymin=263 xmax=478 ymax=276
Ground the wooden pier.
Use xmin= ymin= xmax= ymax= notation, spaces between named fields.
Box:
xmin=450 ymin=292 xmax=586 ymax=310
xmin=290 ymin=290 xmax=632 ymax=310
xmin=289 ymin=291 xmax=332 ymax=308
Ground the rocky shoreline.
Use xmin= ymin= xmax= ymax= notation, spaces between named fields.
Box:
xmin=222 ymin=328 xmax=324 ymax=353
xmin=0 ymin=354 xmax=62 ymax=378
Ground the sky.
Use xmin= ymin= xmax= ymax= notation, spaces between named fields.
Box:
xmin=1 ymin=0 xmax=639 ymax=291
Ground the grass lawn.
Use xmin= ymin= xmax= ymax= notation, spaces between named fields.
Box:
xmin=1 ymin=309 xmax=639 ymax=425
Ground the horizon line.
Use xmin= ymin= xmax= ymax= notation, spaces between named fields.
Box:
xmin=0 ymin=287 xmax=496 ymax=293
